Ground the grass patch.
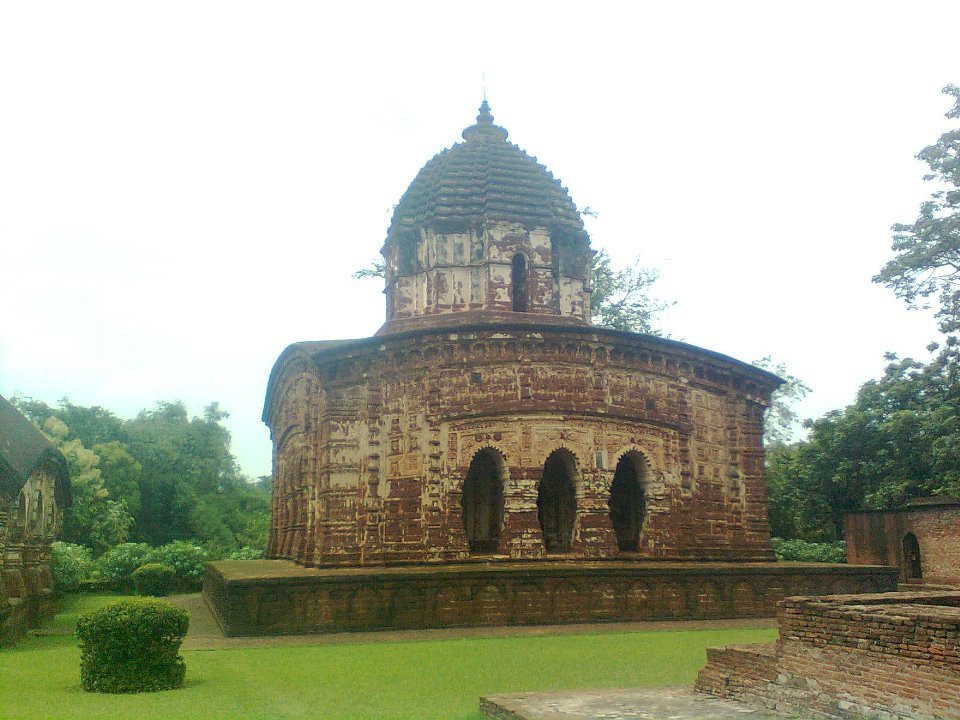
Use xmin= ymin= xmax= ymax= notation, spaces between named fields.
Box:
xmin=0 ymin=594 xmax=776 ymax=719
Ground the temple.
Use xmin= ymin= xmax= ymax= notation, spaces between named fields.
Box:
xmin=0 ymin=395 xmax=70 ymax=645
xmin=204 ymin=103 xmax=896 ymax=636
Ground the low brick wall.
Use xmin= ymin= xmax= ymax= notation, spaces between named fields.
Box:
xmin=695 ymin=643 xmax=777 ymax=706
xmin=203 ymin=559 xmax=896 ymax=637
xmin=696 ymin=591 xmax=960 ymax=719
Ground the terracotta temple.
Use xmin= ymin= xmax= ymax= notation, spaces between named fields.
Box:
xmin=204 ymin=103 xmax=896 ymax=636
xmin=0 ymin=394 xmax=70 ymax=645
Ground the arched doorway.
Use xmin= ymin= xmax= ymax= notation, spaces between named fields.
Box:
xmin=609 ymin=452 xmax=646 ymax=551
xmin=902 ymin=532 xmax=922 ymax=580
xmin=511 ymin=253 xmax=529 ymax=312
xmin=537 ymin=450 xmax=577 ymax=552
xmin=461 ymin=449 xmax=505 ymax=553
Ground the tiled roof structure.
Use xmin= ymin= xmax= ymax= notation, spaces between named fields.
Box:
xmin=0 ymin=394 xmax=70 ymax=505
xmin=384 ymin=102 xmax=589 ymax=261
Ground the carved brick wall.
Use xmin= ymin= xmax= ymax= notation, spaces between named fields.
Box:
xmin=384 ymin=222 xmax=592 ymax=333
xmin=264 ymin=325 xmax=780 ymax=568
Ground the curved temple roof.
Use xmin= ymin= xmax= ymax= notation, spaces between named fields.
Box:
xmin=0 ymin=394 xmax=71 ymax=507
xmin=383 ymin=101 xmax=588 ymax=256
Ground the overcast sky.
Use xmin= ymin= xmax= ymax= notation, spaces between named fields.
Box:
xmin=2 ymin=1 xmax=958 ymax=478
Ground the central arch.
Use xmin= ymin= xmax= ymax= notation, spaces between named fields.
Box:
xmin=511 ymin=253 xmax=529 ymax=312
xmin=608 ymin=451 xmax=647 ymax=552
xmin=537 ymin=449 xmax=577 ymax=552
xmin=902 ymin=532 xmax=922 ymax=580
xmin=461 ymin=449 xmax=505 ymax=553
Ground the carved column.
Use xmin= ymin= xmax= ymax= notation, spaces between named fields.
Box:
xmin=20 ymin=475 xmax=43 ymax=610
xmin=2 ymin=495 xmax=27 ymax=603
xmin=266 ymin=446 xmax=281 ymax=558
xmin=0 ymin=496 xmax=10 ymax=611
xmin=21 ymin=540 xmax=39 ymax=597
xmin=37 ymin=473 xmax=59 ymax=598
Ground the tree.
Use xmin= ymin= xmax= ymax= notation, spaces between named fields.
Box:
xmin=875 ymin=85 xmax=960 ymax=334
xmin=767 ymin=85 xmax=960 ymax=541
xmin=42 ymin=418 xmax=133 ymax=554
xmin=764 ymin=346 xmax=960 ymax=541
xmin=92 ymin=440 xmax=143 ymax=516
xmin=751 ymin=356 xmax=812 ymax=445
xmin=11 ymin=395 xmax=270 ymax=555
xmin=590 ymin=249 xmax=672 ymax=334
xmin=124 ymin=401 xmax=254 ymax=549
xmin=352 ymin=259 xmax=385 ymax=280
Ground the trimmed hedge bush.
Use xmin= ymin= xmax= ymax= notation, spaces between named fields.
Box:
xmin=95 ymin=543 xmax=154 ymax=590
xmin=772 ymin=537 xmax=847 ymax=563
xmin=50 ymin=542 xmax=93 ymax=594
xmin=132 ymin=563 xmax=176 ymax=596
xmin=89 ymin=541 xmax=209 ymax=592
xmin=76 ymin=598 xmax=189 ymax=693
xmin=146 ymin=541 xmax=208 ymax=591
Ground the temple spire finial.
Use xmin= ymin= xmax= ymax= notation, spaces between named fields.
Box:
xmin=462 ymin=98 xmax=508 ymax=142
xmin=477 ymin=99 xmax=494 ymax=126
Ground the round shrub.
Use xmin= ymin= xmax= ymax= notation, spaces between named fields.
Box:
xmin=227 ymin=546 xmax=264 ymax=560
xmin=95 ymin=543 xmax=154 ymax=591
xmin=132 ymin=563 xmax=176 ymax=597
xmin=772 ymin=538 xmax=847 ymax=563
xmin=50 ymin=542 xmax=93 ymax=595
xmin=76 ymin=598 xmax=189 ymax=693
xmin=146 ymin=541 xmax=208 ymax=591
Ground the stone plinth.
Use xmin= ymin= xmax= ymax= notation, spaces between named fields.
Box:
xmin=480 ymin=687 xmax=783 ymax=720
xmin=203 ymin=559 xmax=897 ymax=637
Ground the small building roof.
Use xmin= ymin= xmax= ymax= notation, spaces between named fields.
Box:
xmin=0 ymin=395 xmax=70 ymax=506
xmin=902 ymin=495 xmax=960 ymax=509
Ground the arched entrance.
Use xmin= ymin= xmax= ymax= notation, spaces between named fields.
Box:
xmin=902 ymin=532 xmax=922 ymax=580
xmin=609 ymin=452 xmax=646 ymax=551
xmin=537 ymin=449 xmax=577 ymax=552
xmin=461 ymin=449 xmax=505 ymax=553
xmin=511 ymin=253 xmax=529 ymax=312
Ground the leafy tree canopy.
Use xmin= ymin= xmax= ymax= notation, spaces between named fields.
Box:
xmin=589 ymin=249 xmax=672 ymax=335
xmin=39 ymin=417 xmax=133 ymax=554
xmin=11 ymin=396 xmax=270 ymax=556
xmin=751 ymin=356 xmax=811 ymax=445
xmin=765 ymin=345 xmax=960 ymax=541
xmin=875 ymin=85 xmax=960 ymax=334
xmin=352 ymin=259 xmax=385 ymax=280
xmin=768 ymin=85 xmax=960 ymax=542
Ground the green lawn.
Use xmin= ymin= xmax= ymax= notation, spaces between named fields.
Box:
xmin=0 ymin=595 xmax=776 ymax=720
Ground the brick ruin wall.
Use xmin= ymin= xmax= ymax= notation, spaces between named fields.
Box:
xmin=696 ymin=591 xmax=960 ymax=720
xmin=846 ymin=506 xmax=960 ymax=586
xmin=264 ymin=326 xmax=779 ymax=567
xmin=903 ymin=506 xmax=960 ymax=585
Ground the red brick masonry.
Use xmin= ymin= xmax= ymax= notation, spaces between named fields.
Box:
xmin=696 ymin=591 xmax=960 ymax=719
xmin=846 ymin=501 xmax=960 ymax=585
xmin=204 ymin=559 xmax=896 ymax=637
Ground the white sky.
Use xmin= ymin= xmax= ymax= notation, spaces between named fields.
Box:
xmin=1 ymin=1 xmax=957 ymax=478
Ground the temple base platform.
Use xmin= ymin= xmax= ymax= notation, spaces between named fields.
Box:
xmin=203 ymin=559 xmax=898 ymax=637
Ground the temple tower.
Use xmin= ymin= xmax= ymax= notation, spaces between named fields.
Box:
xmin=381 ymin=102 xmax=593 ymax=333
